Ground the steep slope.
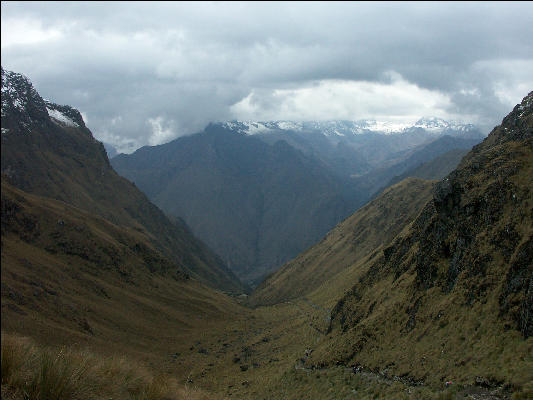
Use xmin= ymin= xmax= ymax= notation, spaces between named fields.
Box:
xmin=250 ymin=178 xmax=434 ymax=306
xmin=384 ymin=148 xmax=470 ymax=188
xmin=0 ymin=67 xmax=244 ymax=293
xmin=103 ymin=141 xmax=119 ymax=158
xmin=112 ymin=124 xmax=362 ymax=284
xmin=352 ymin=135 xmax=481 ymax=198
xmin=305 ymin=92 xmax=533 ymax=390
xmin=1 ymin=177 xmax=246 ymax=367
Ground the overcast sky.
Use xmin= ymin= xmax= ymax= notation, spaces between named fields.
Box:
xmin=2 ymin=2 xmax=532 ymax=153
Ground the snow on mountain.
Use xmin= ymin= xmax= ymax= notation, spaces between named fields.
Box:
xmin=1 ymin=66 xmax=88 ymax=137
xmin=218 ymin=118 xmax=479 ymax=137
xmin=1 ymin=68 xmax=43 ymax=117
xmin=1 ymin=67 xmax=49 ymax=132
xmin=46 ymin=106 xmax=79 ymax=127
xmin=412 ymin=117 xmax=476 ymax=133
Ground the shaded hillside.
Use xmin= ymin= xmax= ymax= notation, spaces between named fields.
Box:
xmin=0 ymin=67 xmax=244 ymax=293
xmin=304 ymin=92 xmax=533 ymax=390
xmin=250 ymin=178 xmax=434 ymax=306
xmin=112 ymin=124 xmax=362 ymax=284
xmin=112 ymin=118 xmax=481 ymax=285
xmin=385 ymin=148 xmax=469 ymax=188
xmin=353 ymin=135 xmax=481 ymax=198
xmin=1 ymin=178 xmax=244 ymax=356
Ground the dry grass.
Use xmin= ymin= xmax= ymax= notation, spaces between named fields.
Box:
xmin=1 ymin=332 xmax=224 ymax=400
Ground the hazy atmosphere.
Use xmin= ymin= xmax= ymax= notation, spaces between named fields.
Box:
xmin=2 ymin=1 xmax=532 ymax=152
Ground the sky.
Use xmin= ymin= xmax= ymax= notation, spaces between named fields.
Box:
xmin=1 ymin=1 xmax=532 ymax=153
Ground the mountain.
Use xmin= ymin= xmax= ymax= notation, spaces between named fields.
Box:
xmin=250 ymin=177 xmax=434 ymax=307
xmin=112 ymin=117 xmax=482 ymax=285
xmin=1 ymin=177 xmax=243 ymax=344
xmin=112 ymin=124 xmax=362 ymax=284
xmin=383 ymin=148 xmax=470 ymax=189
xmin=296 ymin=92 xmax=533 ymax=390
xmin=2 ymin=66 xmax=531 ymax=398
xmin=214 ymin=119 xmax=484 ymax=180
xmin=354 ymin=135 xmax=481 ymax=198
xmin=0 ymin=67 xmax=245 ymax=294
xmin=216 ymin=117 xmax=481 ymax=138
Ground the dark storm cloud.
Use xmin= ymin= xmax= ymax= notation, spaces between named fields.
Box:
xmin=2 ymin=2 xmax=532 ymax=152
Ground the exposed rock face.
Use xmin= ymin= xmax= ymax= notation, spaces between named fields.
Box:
xmin=1 ymin=67 xmax=49 ymax=132
xmin=312 ymin=92 xmax=532 ymax=388
xmin=412 ymin=92 xmax=533 ymax=336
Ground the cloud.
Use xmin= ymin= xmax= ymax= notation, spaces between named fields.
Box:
xmin=1 ymin=2 xmax=532 ymax=151
xmin=1 ymin=17 xmax=63 ymax=47
xmin=230 ymin=73 xmax=454 ymax=123
xmin=147 ymin=116 xmax=176 ymax=146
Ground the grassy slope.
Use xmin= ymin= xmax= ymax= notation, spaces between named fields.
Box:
xmin=382 ymin=148 xmax=470 ymax=192
xmin=250 ymin=177 xmax=434 ymax=307
xmin=304 ymin=95 xmax=533 ymax=391
xmin=3 ymin=179 xmax=472 ymax=400
xmin=1 ymin=333 xmax=226 ymax=400
xmin=1 ymin=129 xmax=244 ymax=293
xmin=1 ymin=179 xmax=247 ymax=372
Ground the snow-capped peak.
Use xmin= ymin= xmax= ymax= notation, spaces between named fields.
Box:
xmin=216 ymin=118 xmax=478 ymax=137
xmin=1 ymin=67 xmax=45 ymax=118
xmin=1 ymin=67 xmax=86 ymax=135
xmin=218 ymin=121 xmax=304 ymax=135
xmin=413 ymin=117 xmax=451 ymax=131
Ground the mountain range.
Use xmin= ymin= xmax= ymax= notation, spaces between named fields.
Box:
xmin=112 ymin=116 xmax=484 ymax=284
xmin=216 ymin=117 xmax=481 ymax=137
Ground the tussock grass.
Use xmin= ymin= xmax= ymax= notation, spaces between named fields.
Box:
xmin=1 ymin=335 xmax=32 ymax=387
xmin=24 ymin=347 xmax=93 ymax=400
xmin=1 ymin=332 xmax=224 ymax=400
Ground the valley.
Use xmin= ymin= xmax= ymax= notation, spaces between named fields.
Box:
xmin=1 ymin=66 xmax=532 ymax=400
xmin=111 ymin=119 xmax=482 ymax=286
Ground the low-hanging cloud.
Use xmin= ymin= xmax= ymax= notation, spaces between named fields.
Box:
xmin=2 ymin=2 xmax=532 ymax=153
xmin=230 ymin=73 xmax=456 ymax=123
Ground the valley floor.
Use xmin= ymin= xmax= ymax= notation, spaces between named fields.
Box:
xmin=2 ymin=295 xmax=527 ymax=399
xmin=110 ymin=298 xmax=519 ymax=400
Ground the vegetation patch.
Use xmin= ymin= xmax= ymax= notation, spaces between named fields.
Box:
xmin=1 ymin=333 xmax=224 ymax=400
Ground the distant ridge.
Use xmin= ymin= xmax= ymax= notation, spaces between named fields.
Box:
xmin=113 ymin=115 xmax=483 ymax=284
xmin=214 ymin=117 xmax=482 ymax=137
xmin=113 ymin=125 xmax=360 ymax=284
